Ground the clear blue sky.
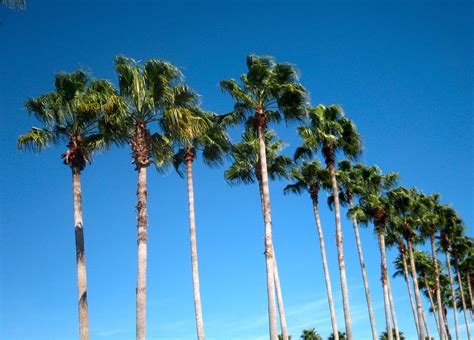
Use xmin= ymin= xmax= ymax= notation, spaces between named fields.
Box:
xmin=1 ymin=1 xmax=472 ymax=339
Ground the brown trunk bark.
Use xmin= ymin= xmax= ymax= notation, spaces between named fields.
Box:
xmin=349 ymin=198 xmax=377 ymax=340
xmin=467 ymin=273 xmax=474 ymax=319
xmin=257 ymin=123 xmax=278 ymax=340
xmin=387 ymin=274 xmax=400 ymax=340
xmin=400 ymin=251 xmax=421 ymax=337
xmin=407 ymin=239 xmax=427 ymax=339
xmin=378 ymin=231 xmax=393 ymax=340
xmin=455 ymin=263 xmax=472 ymax=339
xmin=431 ymin=233 xmax=446 ymax=340
xmin=72 ymin=168 xmax=89 ymax=340
xmin=312 ymin=197 xmax=339 ymax=340
xmin=442 ymin=305 xmax=452 ymax=340
xmin=136 ymin=166 xmax=148 ymax=340
xmin=445 ymin=251 xmax=460 ymax=340
xmin=328 ymin=162 xmax=352 ymax=339
xmin=186 ymin=158 xmax=205 ymax=340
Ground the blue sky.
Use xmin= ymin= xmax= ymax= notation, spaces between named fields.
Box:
xmin=1 ymin=1 xmax=472 ymax=339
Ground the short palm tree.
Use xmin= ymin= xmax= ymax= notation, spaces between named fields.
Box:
xmin=294 ymin=104 xmax=361 ymax=340
xmin=225 ymin=128 xmax=293 ymax=339
xmin=349 ymin=168 xmax=399 ymax=340
xmin=379 ymin=329 xmax=406 ymax=340
xmin=284 ymin=160 xmax=339 ymax=339
xmin=328 ymin=331 xmax=347 ymax=340
xmin=221 ymin=54 xmax=307 ymax=340
xmin=172 ymin=109 xmax=230 ymax=340
xmin=18 ymin=71 xmax=119 ymax=340
xmin=109 ymin=55 xmax=200 ymax=340
xmin=300 ymin=328 xmax=322 ymax=340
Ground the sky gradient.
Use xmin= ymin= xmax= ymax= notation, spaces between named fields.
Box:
xmin=1 ymin=1 xmax=473 ymax=339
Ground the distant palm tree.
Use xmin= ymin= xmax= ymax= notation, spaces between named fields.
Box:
xmin=225 ymin=128 xmax=293 ymax=339
xmin=172 ymin=109 xmax=230 ymax=340
xmin=284 ymin=160 xmax=339 ymax=339
xmin=18 ymin=71 xmax=119 ymax=340
xmin=300 ymin=328 xmax=322 ymax=340
xmin=379 ymin=329 xmax=406 ymax=340
xmin=109 ymin=55 xmax=200 ymax=340
xmin=294 ymin=104 xmax=361 ymax=340
xmin=328 ymin=331 xmax=347 ymax=340
xmin=221 ymin=54 xmax=307 ymax=340
xmin=349 ymin=168 xmax=399 ymax=340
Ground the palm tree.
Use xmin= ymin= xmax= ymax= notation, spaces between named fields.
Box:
xmin=439 ymin=206 xmax=463 ymax=340
xmin=300 ymin=328 xmax=322 ymax=340
xmin=349 ymin=167 xmax=399 ymax=340
xmin=328 ymin=331 xmax=347 ymax=340
xmin=333 ymin=161 xmax=378 ymax=339
xmin=109 ymin=55 xmax=200 ymax=340
xmin=284 ymin=160 xmax=339 ymax=339
xmin=221 ymin=54 xmax=307 ymax=340
xmin=386 ymin=187 xmax=430 ymax=340
xmin=294 ymin=104 xmax=361 ymax=339
xmin=417 ymin=193 xmax=448 ymax=340
xmin=18 ymin=71 xmax=119 ymax=340
xmin=225 ymin=128 xmax=293 ymax=339
xmin=450 ymin=234 xmax=473 ymax=339
xmin=172 ymin=109 xmax=230 ymax=340
xmin=379 ymin=329 xmax=406 ymax=340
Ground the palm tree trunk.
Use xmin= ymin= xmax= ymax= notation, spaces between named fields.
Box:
xmin=378 ymin=231 xmax=393 ymax=340
xmin=431 ymin=233 xmax=446 ymax=340
xmin=273 ymin=256 xmax=289 ymax=340
xmin=136 ymin=165 xmax=148 ymax=340
xmin=258 ymin=178 xmax=288 ymax=339
xmin=400 ymin=251 xmax=420 ymax=337
xmin=387 ymin=274 xmax=400 ymax=340
xmin=424 ymin=274 xmax=441 ymax=335
xmin=467 ymin=273 xmax=473 ymax=319
xmin=442 ymin=304 xmax=452 ymax=340
xmin=455 ymin=263 xmax=472 ymax=340
xmin=445 ymin=251 xmax=460 ymax=340
xmin=328 ymin=162 xmax=352 ymax=339
xmin=312 ymin=196 xmax=339 ymax=340
xmin=421 ymin=306 xmax=432 ymax=340
xmin=186 ymin=158 xmax=205 ymax=340
xmin=72 ymin=168 xmax=89 ymax=340
xmin=407 ymin=239 xmax=427 ymax=339
xmin=257 ymin=123 xmax=278 ymax=340
xmin=349 ymin=198 xmax=377 ymax=340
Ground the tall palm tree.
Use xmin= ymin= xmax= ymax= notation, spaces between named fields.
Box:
xmin=300 ymin=328 xmax=322 ymax=340
xmin=284 ymin=160 xmax=339 ymax=339
xmin=349 ymin=167 xmax=399 ymax=340
xmin=172 ymin=110 xmax=230 ymax=340
xmin=417 ymin=193 xmax=448 ymax=340
xmin=221 ymin=54 xmax=307 ymax=340
xmin=439 ymin=206 xmax=464 ymax=340
xmin=328 ymin=331 xmax=347 ymax=340
xmin=225 ymin=128 xmax=293 ymax=339
xmin=333 ymin=161 xmax=378 ymax=340
xmin=18 ymin=71 xmax=119 ymax=340
xmin=386 ymin=187 xmax=430 ymax=340
xmin=450 ymin=234 xmax=473 ymax=339
xmin=109 ymin=55 xmax=201 ymax=340
xmin=294 ymin=104 xmax=361 ymax=339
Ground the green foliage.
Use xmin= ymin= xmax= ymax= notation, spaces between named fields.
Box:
xmin=18 ymin=70 xmax=119 ymax=168
xmin=328 ymin=331 xmax=346 ymax=340
xmin=225 ymin=129 xmax=292 ymax=185
xmin=220 ymin=54 xmax=307 ymax=129
xmin=300 ymin=328 xmax=322 ymax=340
xmin=294 ymin=104 xmax=361 ymax=164
xmin=379 ymin=329 xmax=406 ymax=340
xmin=284 ymin=160 xmax=330 ymax=198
